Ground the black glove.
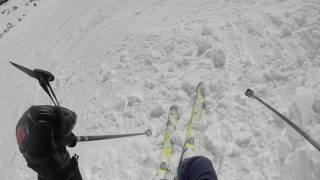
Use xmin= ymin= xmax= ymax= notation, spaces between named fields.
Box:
xmin=61 ymin=133 xmax=78 ymax=147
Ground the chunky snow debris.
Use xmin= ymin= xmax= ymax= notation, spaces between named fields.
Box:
xmin=195 ymin=39 xmax=212 ymax=57
xmin=312 ymin=99 xmax=320 ymax=114
xmin=205 ymin=49 xmax=226 ymax=68
xmin=127 ymin=93 xmax=144 ymax=107
xmin=235 ymin=131 xmax=253 ymax=147
xmin=150 ymin=104 xmax=165 ymax=118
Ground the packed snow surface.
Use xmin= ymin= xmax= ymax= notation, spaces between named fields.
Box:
xmin=0 ymin=0 xmax=320 ymax=180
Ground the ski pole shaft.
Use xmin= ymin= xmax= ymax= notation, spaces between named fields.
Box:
xmin=76 ymin=130 xmax=152 ymax=142
xmin=245 ymin=89 xmax=320 ymax=152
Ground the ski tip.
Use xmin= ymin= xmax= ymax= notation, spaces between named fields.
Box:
xmin=145 ymin=129 xmax=152 ymax=137
xmin=197 ymin=81 xmax=205 ymax=93
xmin=197 ymin=82 xmax=204 ymax=90
xmin=245 ymin=89 xmax=254 ymax=97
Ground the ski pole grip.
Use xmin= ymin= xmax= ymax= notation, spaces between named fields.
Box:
xmin=145 ymin=129 xmax=152 ymax=137
xmin=61 ymin=133 xmax=77 ymax=147
xmin=245 ymin=89 xmax=254 ymax=97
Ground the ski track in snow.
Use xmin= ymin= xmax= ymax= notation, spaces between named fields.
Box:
xmin=0 ymin=0 xmax=320 ymax=180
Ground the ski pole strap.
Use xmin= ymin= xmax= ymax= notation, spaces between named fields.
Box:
xmin=38 ymin=77 xmax=64 ymax=130
xmin=245 ymin=89 xmax=320 ymax=152
xmin=45 ymin=81 xmax=64 ymax=121
xmin=76 ymin=130 xmax=152 ymax=142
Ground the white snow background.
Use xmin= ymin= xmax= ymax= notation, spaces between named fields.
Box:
xmin=0 ymin=0 xmax=320 ymax=179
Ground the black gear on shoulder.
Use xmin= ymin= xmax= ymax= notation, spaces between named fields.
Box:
xmin=16 ymin=105 xmax=78 ymax=180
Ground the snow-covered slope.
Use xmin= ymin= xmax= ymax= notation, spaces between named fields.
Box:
xmin=0 ymin=0 xmax=319 ymax=180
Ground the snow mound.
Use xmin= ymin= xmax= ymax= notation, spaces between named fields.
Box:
xmin=195 ymin=38 xmax=212 ymax=57
xmin=312 ymin=99 xmax=320 ymax=114
xmin=205 ymin=49 xmax=226 ymax=68
xmin=150 ymin=104 xmax=165 ymax=118
xmin=127 ymin=93 xmax=144 ymax=107
xmin=235 ymin=131 xmax=253 ymax=148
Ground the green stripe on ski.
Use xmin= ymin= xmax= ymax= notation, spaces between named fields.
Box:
xmin=155 ymin=105 xmax=180 ymax=179
xmin=161 ymin=132 xmax=172 ymax=157
xmin=175 ymin=82 xmax=205 ymax=179
xmin=185 ymin=82 xmax=205 ymax=148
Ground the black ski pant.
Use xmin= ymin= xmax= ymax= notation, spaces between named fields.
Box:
xmin=38 ymin=155 xmax=82 ymax=180
xmin=178 ymin=156 xmax=218 ymax=180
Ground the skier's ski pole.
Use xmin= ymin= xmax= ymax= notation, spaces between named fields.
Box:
xmin=76 ymin=129 xmax=152 ymax=142
xmin=245 ymin=89 xmax=320 ymax=152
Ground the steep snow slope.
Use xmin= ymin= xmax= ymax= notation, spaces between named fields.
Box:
xmin=0 ymin=0 xmax=42 ymax=39
xmin=0 ymin=0 xmax=319 ymax=180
